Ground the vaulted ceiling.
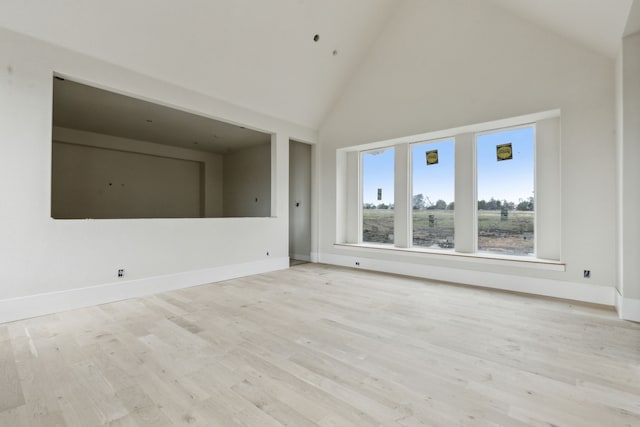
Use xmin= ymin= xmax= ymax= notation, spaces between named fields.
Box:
xmin=486 ymin=0 xmax=633 ymax=58
xmin=0 ymin=0 xmax=399 ymax=130
xmin=0 ymin=0 xmax=636 ymax=130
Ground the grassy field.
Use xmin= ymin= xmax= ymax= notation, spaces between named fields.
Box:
xmin=363 ymin=209 xmax=534 ymax=255
xmin=362 ymin=209 xmax=396 ymax=244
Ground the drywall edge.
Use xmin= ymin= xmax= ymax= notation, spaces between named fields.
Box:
xmin=616 ymin=290 xmax=640 ymax=322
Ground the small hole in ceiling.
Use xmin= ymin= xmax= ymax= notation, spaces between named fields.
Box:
xmin=332 ymin=49 xmax=338 ymax=56
xmin=313 ymin=34 xmax=320 ymax=42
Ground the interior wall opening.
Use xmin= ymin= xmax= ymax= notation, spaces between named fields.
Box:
xmin=51 ymin=77 xmax=272 ymax=219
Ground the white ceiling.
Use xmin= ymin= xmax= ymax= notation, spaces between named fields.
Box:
xmin=0 ymin=0 xmax=635 ymax=130
xmin=53 ymin=78 xmax=271 ymax=153
xmin=486 ymin=0 xmax=633 ymax=58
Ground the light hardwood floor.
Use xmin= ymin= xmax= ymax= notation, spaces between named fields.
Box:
xmin=1 ymin=263 xmax=639 ymax=426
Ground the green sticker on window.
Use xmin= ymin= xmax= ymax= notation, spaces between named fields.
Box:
xmin=496 ymin=143 xmax=513 ymax=161
xmin=426 ymin=150 xmax=439 ymax=165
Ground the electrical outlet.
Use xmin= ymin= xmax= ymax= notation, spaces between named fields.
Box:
xmin=583 ymin=270 xmax=591 ymax=279
xmin=355 ymin=261 xmax=360 ymax=266
xmin=118 ymin=269 xmax=125 ymax=278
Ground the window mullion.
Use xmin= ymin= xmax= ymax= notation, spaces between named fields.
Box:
xmin=394 ymin=143 xmax=411 ymax=248
xmin=454 ymin=133 xmax=476 ymax=253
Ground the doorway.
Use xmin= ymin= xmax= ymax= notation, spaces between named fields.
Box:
xmin=289 ymin=140 xmax=312 ymax=263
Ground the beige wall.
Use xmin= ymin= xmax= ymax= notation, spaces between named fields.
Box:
xmin=223 ymin=143 xmax=271 ymax=217
xmin=619 ymin=31 xmax=640 ymax=301
xmin=52 ymin=127 xmax=223 ymax=218
xmin=52 ymin=142 xmax=203 ymax=219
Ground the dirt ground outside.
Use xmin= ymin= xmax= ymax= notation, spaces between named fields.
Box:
xmin=363 ymin=209 xmax=534 ymax=255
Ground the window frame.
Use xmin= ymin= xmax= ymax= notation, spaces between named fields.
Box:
xmin=474 ymin=123 xmax=537 ymax=257
xmin=339 ymin=109 xmax=560 ymax=264
xmin=409 ymin=137 xmax=456 ymax=251
xmin=359 ymin=146 xmax=396 ymax=245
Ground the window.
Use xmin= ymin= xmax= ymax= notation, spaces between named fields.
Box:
xmin=342 ymin=111 xmax=557 ymax=262
xmin=411 ymin=139 xmax=455 ymax=249
xmin=362 ymin=147 xmax=395 ymax=244
xmin=477 ymin=126 xmax=535 ymax=256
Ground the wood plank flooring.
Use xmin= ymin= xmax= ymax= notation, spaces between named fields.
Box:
xmin=1 ymin=263 xmax=639 ymax=426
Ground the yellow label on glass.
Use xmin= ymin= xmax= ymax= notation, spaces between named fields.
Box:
xmin=496 ymin=143 xmax=513 ymax=161
xmin=426 ymin=150 xmax=438 ymax=165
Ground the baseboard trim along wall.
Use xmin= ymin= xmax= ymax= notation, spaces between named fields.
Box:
xmin=319 ymin=253 xmax=616 ymax=307
xmin=0 ymin=257 xmax=289 ymax=324
xmin=616 ymin=290 xmax=640 ymax=322
xmin=3 ymin=255 xmax=631 ymax=325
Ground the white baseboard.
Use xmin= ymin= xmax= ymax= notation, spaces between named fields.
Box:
xmin=310 ymin=251 xmax=320 ymax=263
xmin=616 ymin=290 xmax=640 ymax=322
xmin=290 ymin=253 xmax=311 ymax=262
xmin=0 ymin=257 xmax=289 ymax=324
xmin=319 ymin=252 xmax=615 ymax=306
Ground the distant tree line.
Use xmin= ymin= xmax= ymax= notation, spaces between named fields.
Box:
xmin=409 ymin=194 xmax=454 ymax=211
xmin=364 ymin=195 xmax=534 ymax=211
xmin=476 ymin=197 xmax=534 ymax=211
xmin=407 ymin=194 xmax=533 ymax=211
xmin=363 ymin=202 xmax=395 ymax=210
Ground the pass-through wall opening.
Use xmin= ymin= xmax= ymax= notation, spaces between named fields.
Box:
xmin=51 ymin=77 xmax=272 ymax=219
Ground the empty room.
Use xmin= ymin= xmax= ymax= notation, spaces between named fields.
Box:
xmin=1 ymin=0 xmax=639 ymax=426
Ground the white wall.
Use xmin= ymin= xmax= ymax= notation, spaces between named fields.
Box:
xmin=0 ymin=28 xmax=314 ymax=322
xmin=223 ymin=143 xmax=271 ymax=217
xmin=318 ymin=0 xmax=617 ymax=304
xmin=289 ymin=141 xmax=312 ymax=260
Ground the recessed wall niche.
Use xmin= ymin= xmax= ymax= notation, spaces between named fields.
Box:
xmin=51 ymin=77 xmax=271 ymax=219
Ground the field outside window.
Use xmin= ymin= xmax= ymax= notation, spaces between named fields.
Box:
xmin=411 ymin=139 xmax=455 ymax=250
xmin=477 ymin=126 xmax=535 ymax=256
xmin=362 ymin=148 xmax=395 ymax=244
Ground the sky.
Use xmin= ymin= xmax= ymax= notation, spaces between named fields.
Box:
xmin=362 ymin=148 xmax=395 ymax=205
xmin=412 ymin=139 xmax=455 ymax=206
xmin=477 ymin=127 xmax=534 ymax=203
xmin=362 ymin=127 xmax=534 ymax=206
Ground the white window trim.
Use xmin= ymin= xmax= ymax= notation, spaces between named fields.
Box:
xmin=409 ymin=137 xmax=456 ymax=251
xmin=360 ymin=146 xmax=395 ymax=245
xmin=337 ymin=109 xmax=561 ymax=264
xmin=474 ymin=123 xmax=537 ymax=257
xmin=334 ymin=243 xmax=565 ymax=272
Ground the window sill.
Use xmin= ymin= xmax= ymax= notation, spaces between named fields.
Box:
xmin=333 ymin=243 xmax=565 ymax=272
